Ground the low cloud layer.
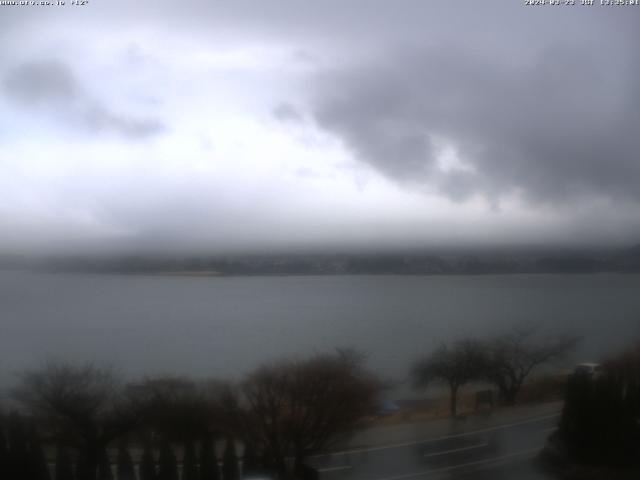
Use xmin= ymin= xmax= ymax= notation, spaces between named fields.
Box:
xmin=0 ymin=2 xmax=639 ymax=254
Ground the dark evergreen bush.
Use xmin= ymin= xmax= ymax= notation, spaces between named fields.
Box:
xmin=182 ymin=441 xmax=198 ymax=480
xmin=0 ymin=421 xmax=8 ymax=480
xmin=97 ymin=447 xmax=114 ymax=480
xmin=8 ymin=413 xmax=31 ymax=479
xmin=558 ymin=346 xmax=640 ymax=466
xmin=55 ymin=444 xmax=74 ymax=480
xmin=139 ymin=443 xmax=156 ymax=480
xmin=28 ymin=426 xmax=51 ymax=480
xmin=157 ymin=440 xmax=179 ymax=480
xmin=198 ymin=434 xmax=217 ymax=480
xmin=242 ymin=441 xmax=262 ymax=477
xmin=116 ymin=443 xmax=136 ymax=480
xmin=222 ymin=440 xmax=238 ymax=480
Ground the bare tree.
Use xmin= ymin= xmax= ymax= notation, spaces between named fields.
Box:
xmin=484 ymin=327 xmax=578 ymax=405
xmin=14 ymin=362 xmax=141 ymax=480
xmin=412 ymin=340 xmax=485 ymax=416
xmin=230 ymin=350 xmax=381 ymax=472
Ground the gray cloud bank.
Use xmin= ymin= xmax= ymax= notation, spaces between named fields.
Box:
xmin=307 ymin=15 xmax=640 ymax=207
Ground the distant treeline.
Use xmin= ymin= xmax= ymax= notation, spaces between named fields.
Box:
xmin=9 ymin=244 xmax=640 ymax=275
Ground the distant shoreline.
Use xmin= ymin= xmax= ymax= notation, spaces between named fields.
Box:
xmin=15 ymin=268 xmax=640 ymax=278
xmin=2 ymin=246 xmax=640 ymax=277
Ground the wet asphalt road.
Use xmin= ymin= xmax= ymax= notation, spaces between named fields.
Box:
xmin=307 ymin=413 xmax=560 ymax=480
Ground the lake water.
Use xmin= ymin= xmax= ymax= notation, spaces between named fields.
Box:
xmin=2 ymin=270 xmax=640 ymax=392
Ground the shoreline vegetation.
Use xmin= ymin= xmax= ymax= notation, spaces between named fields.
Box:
xmin=371 ymin=374 xmax=567 ymax=428
xmin=0 ymin=333 xmax=574 ymax=479
xmin=3 ymin=336 xmax=636 ymax=477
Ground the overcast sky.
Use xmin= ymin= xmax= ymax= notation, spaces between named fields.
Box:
xmin=1 ymin=1 xmax=639 ymax=255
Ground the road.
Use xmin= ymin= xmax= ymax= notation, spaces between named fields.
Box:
xmin=306 ymin=412 xmax=560 ymax=480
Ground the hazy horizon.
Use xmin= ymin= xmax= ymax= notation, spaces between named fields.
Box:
xmin=1 ymin=241 xmax=636 ymax=265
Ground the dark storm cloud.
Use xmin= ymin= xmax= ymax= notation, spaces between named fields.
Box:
xmin=3 ymin=60 xmax=165 ymax=139
xmin=306 ymin=12 xmax=640 ymax=207
xmin=312 ymin=42 xmax=640 ymax=205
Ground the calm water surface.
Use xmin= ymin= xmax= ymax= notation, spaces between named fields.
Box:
xmin=2 ymin=271 xmax=640 ymax=390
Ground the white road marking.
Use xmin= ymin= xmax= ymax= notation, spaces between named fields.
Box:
xmin=373 ymin=447 xmax=541 ymax=480
xmin=423 ymin=441 xmax=488 ymax=458
xmin=310 ymin=412 xmax=560 ymax=458
xmin=317 ymin=465 xmax=352 ymax=473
